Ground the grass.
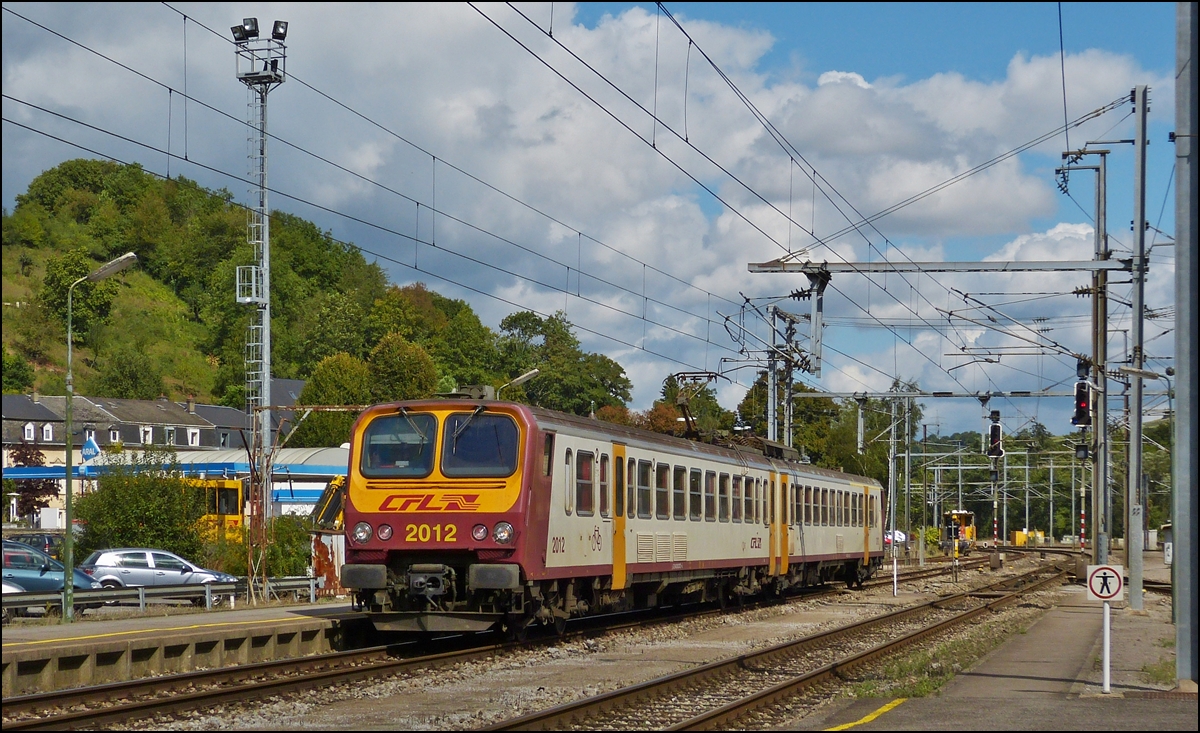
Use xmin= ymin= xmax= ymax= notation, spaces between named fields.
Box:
xmin=1142 ymin=658 xmax=1176 ymax=686
xmin=847 ymin=608 xmax=1044 ymax=699
xmin=1156 ymin=635 xmax=1176 ymax=648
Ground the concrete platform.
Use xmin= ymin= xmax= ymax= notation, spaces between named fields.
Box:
xmin=2 ymin=602 xmax=356 ymax=697
xmin=792 ymin=552 xmax=1196 ymax=731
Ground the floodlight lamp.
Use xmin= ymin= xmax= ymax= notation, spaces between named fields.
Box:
xmin=242 ymin=18 xmax=259 ymax=38
xmin=272 ymin=20 xmax=288 ymax=41
xmin=231 ymin=25 xmax=248 ymax=42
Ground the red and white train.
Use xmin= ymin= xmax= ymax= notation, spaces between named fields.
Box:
xmin=340 ymin=397 xmax=885 ymax=634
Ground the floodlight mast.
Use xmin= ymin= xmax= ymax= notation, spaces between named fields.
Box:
xmin=231 ymin=18 xmax=286 ymax=604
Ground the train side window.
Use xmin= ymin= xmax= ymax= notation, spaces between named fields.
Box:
xmin=637 ymin=460 xmax=653 ymax=519
xmin=844 ymin=492 xmax=850 ymax=527
xmin=673 ymin=466 xmax=687 ymax=520
xmin=871 ymin=495 xmax=877 ymax=527
xmin=564 ymin=449 xmax=574 ymax=516
xmin=615 ymin=456 xmax=625 ymax=517
xmin=743 ymin=477 xmax=753 ymax=522
xmin=754 ymin=479 xmax=762 ymax=524
xmin=543 ymin=433 xmax=555 ymax=477
xmin=821 ymin=488 xmax=828 ymax=526
xmin=655 ymin=463 xmax=670 ymax=520
xmin=718 ymin=473 xmax=730 ymax=522
xmin=836 ymin=490 xmax=842 ymax=526
xmin=703 ymin=472 xmax=717 ymax=522
xmin=627 ymin=458 xmax=636 ymax=519
xmin=599 ymin=455 xmax=610 ymax=518
xmin=732 ymin=476 xmax=743 ymax=523
xmin=804 ymin=486 xmax=812 ymax=525
xmin=576 ymin=450 xmax=594 ymax=517
xmin=791 ymin=482 xmax=800 ymax=527
xmin=767 ymin=480 xmax=775 ymax=527
xmin=851 ymin=492 xmax=857 ymax=526
xmin=689 ymin=469 xmax=702 ymax=521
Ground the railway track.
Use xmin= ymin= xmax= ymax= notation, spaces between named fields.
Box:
xmin=0 ymin=559 xmax=986 ymax=731
xmin=485 ymin=565 xmax=1066 ymax=731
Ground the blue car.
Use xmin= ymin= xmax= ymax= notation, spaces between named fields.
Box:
xmin=2 ymin=539 xmax=100 ymax=593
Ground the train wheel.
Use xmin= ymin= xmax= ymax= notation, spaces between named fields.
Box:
xmin=716 ymin=584 xmax=728 ymax=611
xmin=553 ymin=615 xmax=567 ymax=635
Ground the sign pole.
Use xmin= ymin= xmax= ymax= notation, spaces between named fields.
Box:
xmin=1103 ymin=599 xmax=1111 ymax=694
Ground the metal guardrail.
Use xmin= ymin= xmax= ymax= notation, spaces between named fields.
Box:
xmin=2 ymin=577 xmax=322 ymax=613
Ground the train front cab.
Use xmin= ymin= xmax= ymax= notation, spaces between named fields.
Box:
xmin=339 ymin=401 xmax=538 ymax=632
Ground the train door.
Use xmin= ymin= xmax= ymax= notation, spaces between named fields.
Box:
xmin=612 ymin=443 xmax=627 ymax=590
xmin=862 ymin=488 xmax=871 ymax=566
xmin=767 ymin=471 xmax=778 ymax=576
xmin=779 ymin=474 xmax=790 ymax=575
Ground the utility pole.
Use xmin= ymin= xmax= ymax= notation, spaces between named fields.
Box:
xmin=1127 ymin=84 xmax=1149 ymax=611
xmin=1049 ymin=458 xmax=1055 ymax=544
xmin=1059 ymin=147 xmax=1110 ymax=563
xmin=1172 ymin=0 xmax=1197 ymax=690
xmin=767 ymin=306 xmax=777 ymax=443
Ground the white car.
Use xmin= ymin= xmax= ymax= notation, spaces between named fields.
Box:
xmin=884 ymin=530 xmax=907 ymax=546
xmin=3 ymin=579 xmax=26 ymax=623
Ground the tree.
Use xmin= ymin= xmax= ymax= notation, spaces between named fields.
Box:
xmin=89 ymin=347 xmax=165 ymax=400
xmin=498 ymin=311 xmax=631 ymax=415
xmin=6 ymin=442 xmax=59 ymax=517
xmin=74 ymin=448 xmax=205 ymax=561
xmin=368 ymin=332 xmax=439 ymax=403
xmin=3 ymin=349 xmax=35 ymax=394
xmin=288 ymin=353 xmax=372 ymax=448
xmin=38 ymin=248 xmax=121 ymax=337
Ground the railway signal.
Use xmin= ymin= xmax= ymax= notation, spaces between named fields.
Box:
xmin=986 ymin=411 xmax=1004 ymax=458
xmin=1071 ymin=382 xmax=1091 ymax=427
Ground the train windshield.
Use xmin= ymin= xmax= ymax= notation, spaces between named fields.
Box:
xmin=360 ymin=412 xmax=437 ymax=478
xmin=441 ymin=411 xmax=519 ymax=478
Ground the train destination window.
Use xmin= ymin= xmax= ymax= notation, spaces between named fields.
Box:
xmin=655 ymin=464 xmax=670 ymax=520
xmin=673 ymin=466 xmax=687 ymax=520
xmin=637 ymin=460 xmax=653 ymax=519
xmin=576 ymin=450 xmax=594 ymax=517
xmin=599 ymin=455 xmax=610 ymax=518
xmin=704 ymin=471 xmax=717 ymax=522
xmin=564 ymin=450 xmax=574 ymax=515
xmin=719 ymin=473 xmax=730 ymax=522
xmin=361 ymin=412 xmax=437 ymax=478
xmin=689 ymin=469 xmax=702 ymax=521
xmin=732 ymin=476 xmax=743 ymax=523
xmin=442 ymin=412 xmax=519 ymax=478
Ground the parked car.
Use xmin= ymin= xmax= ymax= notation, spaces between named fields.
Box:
xmin=884 ymin=530 xmax=907 ymax=547
xmin=6 ymin=533 xmax=64 ymax=560
xmin=78 ymin=549 xmax=238 ymax=589
xmin=2 ymin=540 xmax=102 ymax=594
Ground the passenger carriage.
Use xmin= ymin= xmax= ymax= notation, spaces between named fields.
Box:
xmin=340 ymin=397 xmax=884 ymax=634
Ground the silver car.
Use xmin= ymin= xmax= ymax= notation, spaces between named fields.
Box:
xmin=79 ymin=549 xmax=237 ymax=588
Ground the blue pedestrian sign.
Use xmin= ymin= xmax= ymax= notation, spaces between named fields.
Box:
xmin=81 ymin=436 xmax=101 ymax=462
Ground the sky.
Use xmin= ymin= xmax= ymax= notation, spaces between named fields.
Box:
xmin=1 ymin=2 xmax=1179 ymax=438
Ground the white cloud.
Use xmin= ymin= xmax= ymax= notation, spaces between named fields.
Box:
xmin=0 ymin=3 xmax=1174 ymax=432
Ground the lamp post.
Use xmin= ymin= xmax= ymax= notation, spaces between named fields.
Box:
xmin=63 ymin=252 xmax=136 ymax=621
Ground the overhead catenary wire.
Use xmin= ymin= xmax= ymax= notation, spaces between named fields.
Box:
xmin=0 ymin=7 xmax=753 ymax=371
xmin=484 ymin=2 xmax=991 ymax=395
xmin=2 ymin=103 xmax=745 ymax=373
xmin=2 ymin=113 xmax=734 ymax=380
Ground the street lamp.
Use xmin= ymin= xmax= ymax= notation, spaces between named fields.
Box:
xmin=497 ymin=369 xmax=539 ymax=400
xmin=63 ymin=252 xmax=136 ymax=621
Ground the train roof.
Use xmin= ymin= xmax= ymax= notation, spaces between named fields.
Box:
xmin=360 ymin=398 xmax=882 ymax=488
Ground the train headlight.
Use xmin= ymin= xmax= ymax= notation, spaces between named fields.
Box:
xmin=377 ymin=524 xmax=393 ymax=541
xmin=492 ymin=522 xmax=514 ymax=544
xmin=352 ymin=522 xmax=373 ymax=544
xmin=472 ymin=524 xmax=488 ymax=541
